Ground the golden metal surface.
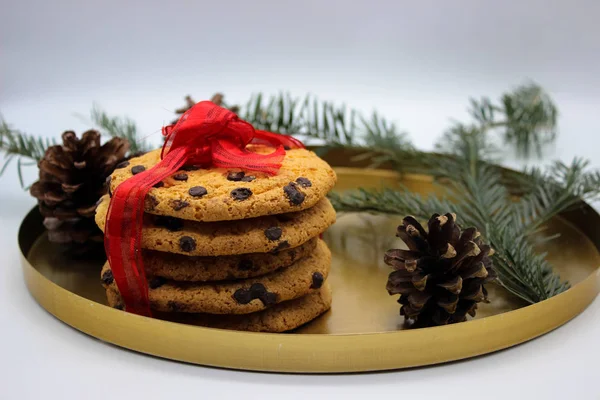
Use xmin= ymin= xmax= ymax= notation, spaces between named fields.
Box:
xmin=19 ymin=167 xmax=600 ymax=372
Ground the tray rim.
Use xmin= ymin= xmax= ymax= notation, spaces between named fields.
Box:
xmin=19 ymin=168 xmax=600 ymax=373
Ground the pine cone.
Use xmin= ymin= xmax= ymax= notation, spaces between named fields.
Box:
xmin=171 ymin=93 xmax=239 ymax=125
xmin=174 ymin=95 xmax=197 ymax=115
xmin=30 ymin=130 xmax=129 ymax=245
xmin=385 ymin=214 xmax=497 ymax=327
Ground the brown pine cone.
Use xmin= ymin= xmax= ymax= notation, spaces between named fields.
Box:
xmin=170 ymin=93 xmax=239 ymax=125
xmin=30 ymin=130 xmax=129 ymax=245
xmin=385 ymin=213 xmax=497 ymax=327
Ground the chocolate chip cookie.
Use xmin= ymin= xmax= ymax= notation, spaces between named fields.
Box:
xmin=106 ymin=283 xmax=332 ymax=333
xmin=95 ymin=195 xmax=336 ymax=256
xmin=143 ymin=238 xmax=317 ymax=281
xmin=108 ymin=147 xmax=337 ymax=222
xmin=101 ymin=240 xmax=331 ymax=314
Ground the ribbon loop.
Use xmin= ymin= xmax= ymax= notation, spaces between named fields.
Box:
xmin=105 ymin=101 xmax=304 ymax=315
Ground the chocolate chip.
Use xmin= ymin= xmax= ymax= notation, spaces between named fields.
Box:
xmin=145 ymin=195 xmax=159 ymax=210
xmin=149 ymin=276 xmax=166 ymax=289
xmin=181 ymin=165 xmax=200 ymax=171
xmin=168 ymin=301 xmax=182 ymax=312
xmin=154 ymin=216 xmax=184 ymax=231
xmin=264 ymin=227 xmax=283 ymax=241
xmin=271 ymin=240 xmax=290 ymax=253
xmin=238 ymin=259 xmax=254 ymax=271
xmin=295 ymin=177 xmax=312 ymax=188
xmin=188 ymin=186 xmax=207 ymax=197
xmin=115 ymin=161 xmax=129 ymax=169
xmin=233 ymin=283 xmax=278 ymax=306
xmin=173 ymin=172 xmax=188 ymax=181
xmin=153 ymin=181 xmax=164 ymax=188
xmin=227 ymin=171 xmax=245 ymax=181
xmin=262 ymin=292 xmax=278 ymax=305
xmin=233 ymin=288 xmax=253 ymax=304
xmin=249 ymin=283 xmax=267 ymax=297
xmin=283 ymin=183 xmax=305 ymax=205
xmin=170 ymin=200 xmax=189 ymax=211
xmin=289 ymin=250 xmax=297 ymax=261
xmin=114 ymin=303 xmax=124 ymax=310
xmin=311 ymin=272 xmax=324 ymax=289
xmin=131 ymin=165 xmax=146 ymax=175
xmin=231 ymin=188 xmax=252 ymax=201
xmin=241 ymin=175 xmax=256 ymax=182
xmin=179 ymin=236 xmax=196 ymax=252
xmin=101 ymin=270 xmax=114 ymax=285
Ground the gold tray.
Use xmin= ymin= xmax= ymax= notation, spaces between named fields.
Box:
xmin=19 ymin=167 xmax=600 ymax=373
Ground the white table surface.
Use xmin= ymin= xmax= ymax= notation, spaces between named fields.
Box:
xmin=2 ymin=1 xmax=600 ymax=398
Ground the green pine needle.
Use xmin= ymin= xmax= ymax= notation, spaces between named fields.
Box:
xmin=239 ymin=92 xmax=414 ymax=169
xmin=0 ymin=116 xmax=55 ymax=186
xmin=468 ymin=82 xmax=558 ymax=159
xmin=90 ymin=105 xmax=150 ymax=154
xmin=0 ymin=117 xmax=54 ymax=162
xmin=514 ymin=158 xmax=600 ymax=235
xmin=329 ymin=188 xmax=456 ymax=217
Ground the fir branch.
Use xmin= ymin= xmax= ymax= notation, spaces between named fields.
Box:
xmin=329 ymin=188 xmax=456 ymax=217
xmin=469 ymin=82 xmax=558 ymax=159
xmin=431 ymin=126 xmax=570 ymax=302
xmin=0 ymin=116 xmax=54 ymax=185
xmin=241 ymin=92 xmax=305 ymax=136
xmin=0 ymin=117 xmax=53 ymax=162
xmin=492 ymin=225 xmax=569 ymax=302
xmin=90 ymin=105 xmax=150 ymax=154
xmin=239 ymin=93 xmax=413 ymax=167
xmin=514 ymin=158 xmax=600 ymax=235
xmin=444 ymin=171 xmax=568 ymax=303
xmin=434 ymin=123 xmax=500 ymax=165
xmin=428 ymin=119 xmax=600 ymax=301
xmin=238 ymin=83 xmax=556 ymax=167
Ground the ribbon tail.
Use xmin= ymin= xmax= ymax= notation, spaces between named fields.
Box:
xmin=104 ymin=147 xmax=190 ymax=316
xmin=211 ymin=139 xmax=285 ymax=175
xmin=161 ymin=124 xmax=175 ymax=159
xmin=253 ymin=130 xmax=305 ymax=149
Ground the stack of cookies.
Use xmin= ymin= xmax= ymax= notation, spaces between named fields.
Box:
xmin=95 ymin=146 xmax=337 ymax=332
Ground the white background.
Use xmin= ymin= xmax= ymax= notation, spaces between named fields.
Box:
xmin=1 ymin=1 xmax=599 ymax=399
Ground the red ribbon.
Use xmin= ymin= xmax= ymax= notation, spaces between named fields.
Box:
xmin=104 ymin=101 xmax=304 ymax=316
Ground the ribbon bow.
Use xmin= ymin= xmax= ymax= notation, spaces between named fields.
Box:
xmin=104 ymin=101 xmax=304 ymax=316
